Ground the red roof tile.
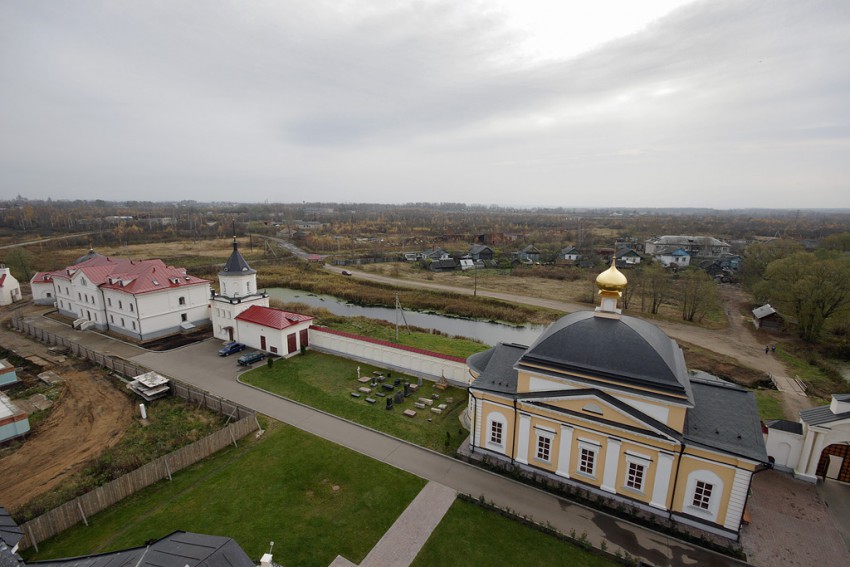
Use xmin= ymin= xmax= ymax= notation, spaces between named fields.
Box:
xmin=235 ymin=305 xmax=314 ymax=330
xmin=45 ymin=257 xmax=209 ymax=294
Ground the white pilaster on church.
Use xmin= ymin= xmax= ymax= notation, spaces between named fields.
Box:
xmin=556 ymin=424 xmax=574 ymax=478
xmin=601 ymin=438 xmax=622 ymax=493
xmin=723 ymin=468 xmax=752 ymax=531
xmin=650 ymin=452 xmax=675 ymax=510
xmin=516 ymin=413 xmax=531 ymax=465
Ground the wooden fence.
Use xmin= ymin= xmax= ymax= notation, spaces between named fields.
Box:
xmin=9 ymin=316 xmax=254 ymax=420
xmin=18 ymin=414 xmax=258 ymax=552
xmin=8 ymin=315 xmax=260 ymax=550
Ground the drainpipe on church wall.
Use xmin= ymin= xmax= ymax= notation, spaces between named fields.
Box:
xmin=668 ymin=443 xmax=686 ymax=521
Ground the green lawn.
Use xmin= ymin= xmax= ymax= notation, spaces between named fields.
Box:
xmin=412 ymin=499 xmax=615 ymax=567
xmin=242 ymin=352 xmax=468 ymax=454
xmin=316 ymin=314 xmax=490 ymax=359
xmin=754 ymin=390 xmax=786 ymax=420
xmin=25 ymin=422 xmax=426 ymax=567
xmin=776 ymin=347 xmax=846 ymax=397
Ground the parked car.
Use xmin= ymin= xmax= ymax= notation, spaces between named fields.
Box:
xmin=237 ymin=351 xmax=266 ymax=366
xmin=218 ymin=342 xmax=246 ymax=356
xmin=341 ymin=270 xmax=352 ymax=276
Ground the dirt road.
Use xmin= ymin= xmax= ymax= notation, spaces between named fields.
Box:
xmin=0 ymin=314 xmax=135 ymax=513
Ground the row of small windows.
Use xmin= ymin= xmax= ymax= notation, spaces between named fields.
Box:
xmin=487 ymin=419 xmax=718 ymax=511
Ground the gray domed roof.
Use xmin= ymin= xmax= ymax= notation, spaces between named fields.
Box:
xmin=519 ymin=311 xmax=693 ymax=403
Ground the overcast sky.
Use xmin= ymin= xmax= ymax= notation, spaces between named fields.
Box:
xmin=1 ymin=0 xmax=848 ymax=208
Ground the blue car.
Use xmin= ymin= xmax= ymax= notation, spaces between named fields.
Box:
xmin=218 ymin=342 xmax=246 ymax=356
xmin=237 ymin=351 xmax=266 ymax=366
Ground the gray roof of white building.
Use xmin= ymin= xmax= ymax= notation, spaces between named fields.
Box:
xmin=800 ymin=405 xmax=850 ymax=426
xmin=30 ymin=532 xmax=254 ymax=567
xmin=684 ymin=376 xmax=768 ymax=463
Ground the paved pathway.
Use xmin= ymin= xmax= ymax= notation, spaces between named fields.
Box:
xmin=358 ymin=481 xmax=456 ymax=567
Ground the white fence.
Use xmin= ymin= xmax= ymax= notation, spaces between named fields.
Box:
xmin=309 ymin=326 xmax=472 ymax=386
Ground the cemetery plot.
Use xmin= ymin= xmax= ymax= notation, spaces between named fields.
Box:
xmin=241 ymin=352 xmax=468 ymax=454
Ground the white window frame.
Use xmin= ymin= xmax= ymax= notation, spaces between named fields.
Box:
xmin=577 ymin=439 xmax=600 ymax=479
xmin=684 ymin=469 xmax=724 ymax=523
xmin=485 ymin=411 xmax=507 ymax=451
xmin=623 ymin=452 xmax=651 ymax=494
xmin=535 ymin=430 xmax=554 ymax=463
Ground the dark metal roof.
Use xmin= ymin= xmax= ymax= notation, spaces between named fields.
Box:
xmin=468 ymin=343 xmax=526 ymax=393
xmin=519 ymin=312 xmax=693 ymax=404
xmin=30 ymin=532 xmax=254 ymax=567
xmin=800 ymin=405 xmax=850 ymax=426
xmin=765 ymin=419 xmax=803 ymax=434
xmin=220 ymin=239 xmax=256 ymax=276
xmin=0 ymin=508 xmax=22 ymax=548
xmin=684 ymin=376 xmax=768 ymax=463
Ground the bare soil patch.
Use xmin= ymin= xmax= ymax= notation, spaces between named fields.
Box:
xmin=0 ymin=324 xmax=134 ymax=513
xmin=0 ymin=366 xmax=133 ymax=512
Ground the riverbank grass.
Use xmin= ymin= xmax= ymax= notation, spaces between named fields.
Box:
xmin=25 ymin=422 xmax=426 ymax=567
xmin=241 ymin=351 xmax=468 ymax=454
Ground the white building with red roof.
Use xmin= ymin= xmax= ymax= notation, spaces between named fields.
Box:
xmin=234 ymin=305 xmax=313 ymax=357
xmin=0 ymin=265 xmax=22 ymax=306
xmin=35 ymin=251 xmax=211 ymax=341
xmin=30 ymin=271 xmax=56 ymax=305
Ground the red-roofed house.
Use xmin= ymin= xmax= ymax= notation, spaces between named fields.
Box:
xmin=235 ymin=305 xmax=313 ymax=357
xmin=36 ymin=251 xmax=211 ymax=341
xmin=30 ymin=271 xmax=56 ymax=305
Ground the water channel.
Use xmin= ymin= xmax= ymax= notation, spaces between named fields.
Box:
xmin=266 ymin=288 xmax=548 ymax=347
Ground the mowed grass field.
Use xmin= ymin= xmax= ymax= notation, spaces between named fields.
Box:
xmin=412 ymin=499 xmax=614 ymax=567
xmin=242 ymin=351 xmax=469 ymax=454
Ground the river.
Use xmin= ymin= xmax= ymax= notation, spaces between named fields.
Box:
xmin=266 ymin=288 xmax=547 ymax=346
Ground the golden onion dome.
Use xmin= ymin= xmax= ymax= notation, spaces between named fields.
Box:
xmin=596 ymin=260 xmax=628 ymax=292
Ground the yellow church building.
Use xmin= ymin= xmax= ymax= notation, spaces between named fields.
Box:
xmin=464 ymin=262 xmax=767 ymax=540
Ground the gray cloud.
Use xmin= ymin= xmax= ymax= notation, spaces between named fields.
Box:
xmin=1 ymin=0 xmax=848 ymax=207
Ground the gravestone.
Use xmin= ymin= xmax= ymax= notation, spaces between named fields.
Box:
xmin=403 ymin=382 xmax=410 ymax=397
xmin=394 ymin=378 xmax=401 ymax=386
xmin=431 ymin=393 xmax=440 ymax=400
xmin=386 ymin=398 xmax=393 ymax=410
xmin=366 ymin=397 xmax=376 ymax=404
xmin=382 ymin=383 xmax=395 ymax=392
xmin=414 ymin=402 xmax=425 ymax=409
xmin=418 ymin=376 xmax=423 ymax=387
xmin=394 ymin=391 xmax=404 ymax=405
xmin=376 ymin=392 xmax=386 ymax=397
xmin=403 ymin=409 xmax=416 ymax=418
xmin=350 ymin=392 xmax=361 ymax=398
xmin=431 ymin=407 xmax=442 ymax=415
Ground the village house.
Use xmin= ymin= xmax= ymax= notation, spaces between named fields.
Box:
xmin=515 ymin=245 xmax=541 ymax=264
xmin=558 ymin=246 xmax=581 ymax=264
xmin=654 ymin=248 xmax=691 ymax=268
xmin=468 ymin=244 xmax=494 ymax=262
xmin=462 ymin=262 xmax=767 ymax=540
xmin=615 ymin=248 xmax=642 ymax=266
xmin=645 ymin=235 xmax=731 ymax=260
xmin=752 ymin=304 xmax=783 ymax=331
